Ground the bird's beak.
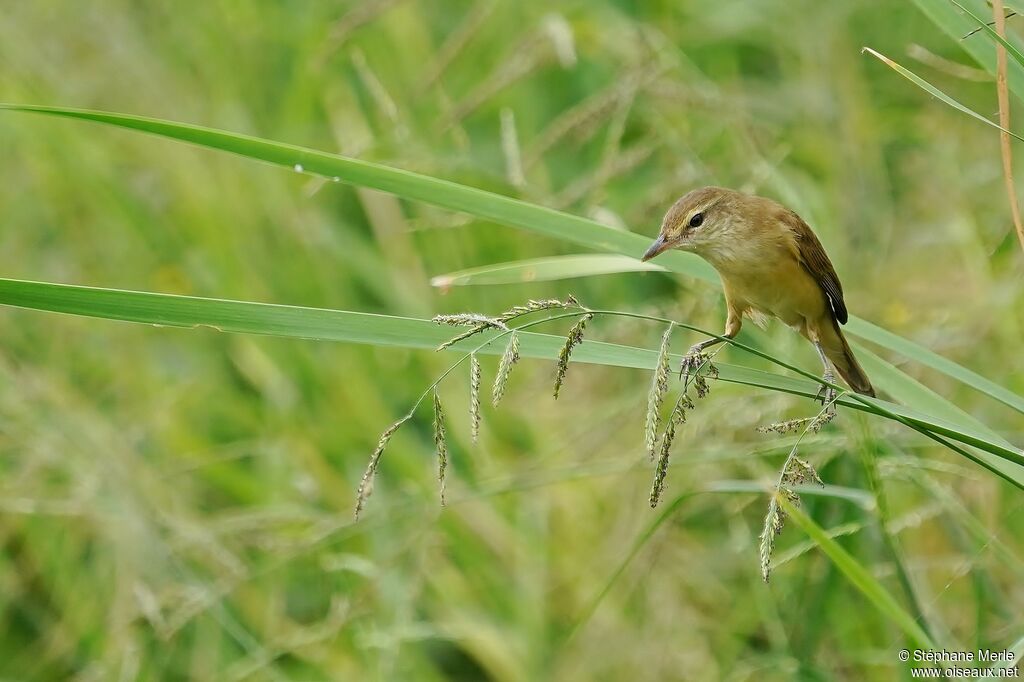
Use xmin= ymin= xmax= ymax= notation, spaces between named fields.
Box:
xmin=641 ymin=235 xmax=669 ymax=262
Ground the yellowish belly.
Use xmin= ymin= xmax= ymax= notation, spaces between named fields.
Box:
xmin=721 ymin=259 xmax=826 ymax=330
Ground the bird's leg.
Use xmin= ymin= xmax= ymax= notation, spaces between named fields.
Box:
xmin=681 ymin=311 xmax=742 ymax=383
xmin=813 ymin=341 xmax=837 ymax=410
xmin=679 ymin=337 xmax=722 ymax=381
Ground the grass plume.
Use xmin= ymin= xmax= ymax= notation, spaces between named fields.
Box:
xmin=470 ymin=353 xmax=481 ymax=443
xmin=553 ymin=313 xmax=593 ymax=398
xmin=648 ymin=386 xmax=694 ymax=508
xmin=354 ymin=415 xmax=411 ymax=519
xmin=644 ymin=323 xmax=674 ymax=459
xmin=492 ymin=332 xmax=521 ymax=406
xmin=758 ymin=444 xmax=825 ymax=582
xmin=433 ymin=313 xmax=509 ymax=351
xmin=649 ymin=420 xmax=677 ymax=508
xmin=435 ymin=295 xmax=582 ymax=352
xmin=497 ymin=295 xmax=581 ymax=322
xmin=434 ymin=390 xmax=449 ymax=506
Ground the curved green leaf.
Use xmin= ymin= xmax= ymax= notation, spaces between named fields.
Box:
xmin=0 ymin=103 xmax=714 ymax=283
xmin=431 ymin=254 xmax=671 ymax=287
xmin=438 ymin=253 xmax=1024 ymax=416
xmin=0 ymin=277 xmax=1020 ymax=483
xmin=0 ymin=104 xmax=1020 ymax=417
xmin=946 ymin=0 xmax=1024 ymax=69
xmin=777 ymin=495 xmax=936 ymax=650
xmin=913 ymin=0 xmax=1024 ymax=102
xmin=863 ymin=47 xmax=1024 ymax=142
xmin=847 ymin=318 xmax=1024 ymax=415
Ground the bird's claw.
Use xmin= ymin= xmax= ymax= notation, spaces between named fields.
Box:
xmin=815 ymin=374 xmax=837 ymax=411
xmin=679 ymin=346 xmax=709 ymax=383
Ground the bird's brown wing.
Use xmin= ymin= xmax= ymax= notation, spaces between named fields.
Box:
xmin=782 ymin=210 xmax=849 ymax=325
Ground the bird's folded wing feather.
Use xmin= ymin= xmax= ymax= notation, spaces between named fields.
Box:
xmin=783 ymin=211 xmax=849 ymax=325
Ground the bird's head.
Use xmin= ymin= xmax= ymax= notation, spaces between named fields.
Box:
xmin=640 ymin=186 xmax=746 ymax=262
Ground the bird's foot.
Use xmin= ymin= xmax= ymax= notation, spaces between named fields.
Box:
xmin=678 ymin=346 xmax=706 ymax=381
xmin=679 ymin=345 xmax=718 ymax=397
xmin=815 ymin=372 xmax=837 ymax=411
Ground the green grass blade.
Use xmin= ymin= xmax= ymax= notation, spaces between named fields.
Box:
xmin=913 ymin=0 xmax=1024 ymax=101
xmin=946 ymin=0 xmax=1024 ymax=68
xmin=442 ymin=256 xmax=1024 ymax=416
xmin=847 ymin=318 xmax=1024 ymax=415
xmin=863 ymin=47 xmax=1024 ymax=142
xmin=0 ymin=103 xmax=713 ymax=284
xmin=569 ymin=480 xmax=870 ymax=643
xmin=776 ymin=494 xmax=936 ymax=650
xmin=430 ymin=254 xmax=673 ymax=287
xmin=1 ymin=104 xmax=1019 ymax=416
xmin=852 ymin=342 xmax=1006 ymax=442
xmin=0 ymin=277 xmax=1020 ymax=479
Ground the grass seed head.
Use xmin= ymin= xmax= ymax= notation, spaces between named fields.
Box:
xmin=492 ymin=332 xmax=521 ymax=406
xmin=757 ymin=417 xmax=814 ymax=435
xmin=354 ymin=415 xmax=411 ymax=520
xmin=434 ymin=314 xmax=509 ymax=351
xmin=808 ymin=408 xmax=837 ymax=432
xmin=553 ymin=313 xmax=592 ymax=398
xmin=432 ymin=312 xmax=504 ymax=328
xmin=433 ymin=390 xmax=448 ymax=506
xmin=470 ymin=354 xmax=481 ymax=443
xmin=498 ymin=298 xmax=564 ymax=322
xmin=783 ymin=456 xmax=824 ymax=488
xmin=644 ymin=323 xmax=674 ymax=459
xmin=649 ymin=420 xmax=677 ymax=508
xmin=759 ymin=496 xmax=785 ymax=582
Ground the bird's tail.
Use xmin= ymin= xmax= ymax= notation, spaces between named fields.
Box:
xmin=819 ymin=320 xmax=875 ymax=397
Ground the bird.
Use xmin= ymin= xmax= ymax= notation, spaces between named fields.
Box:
xmin=640 ymin=186 xmax=875 ymax=402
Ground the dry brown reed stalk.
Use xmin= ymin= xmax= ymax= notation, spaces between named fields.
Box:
xmin=553 ymin=313 xmax=593 ymax=398
xmin=470 ymin=354 xmax=482 ymax=443
xmin=492 ymin=332 xmax=521 ymax=406
xmin=992 ymin=0 xmax=1024 ymax=254
xmin=434 ymin=390 xmax=448 ymax=506
xmin=354 ymin=414 xmax=412 ymax=519
xmin=644 ymin=323 xmax=674 ymax=459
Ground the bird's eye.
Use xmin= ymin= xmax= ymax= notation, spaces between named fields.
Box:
xmin=688 ymin=212 xmax=704 ymax=228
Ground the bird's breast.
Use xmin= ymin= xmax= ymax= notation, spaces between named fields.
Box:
xmin=714 ymin=249 xmax=826 ymax=329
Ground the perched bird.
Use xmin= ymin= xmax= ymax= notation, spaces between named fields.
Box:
xmin=641 ymin=186 xmax=875 ymax=400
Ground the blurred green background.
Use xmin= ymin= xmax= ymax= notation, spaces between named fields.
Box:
xmin=1 ymin=1 xmax=1023 ymax=679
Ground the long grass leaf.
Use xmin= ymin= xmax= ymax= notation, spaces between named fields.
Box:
xmin=777 ymin=495 xmax=936 ymax=650
xmin=913 ymin=0 xmax=1024 ymax=103
xmin=3 ymin=104 xmax=1019 ymax=417
xmin=0 ymin=104 xmax=712 ymax=282
xmin=0 ymin=277 xmax=1020 ymax=481
xmin=863 ymin=47 xmax=1024 ymax=142
xmin=947 ymin=0 xmax=1024 ymax=68
xmin=847 ymin=318 xmax=1024 ymax=415
xmin=431 ymin=254 xmax=670 ymax=287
